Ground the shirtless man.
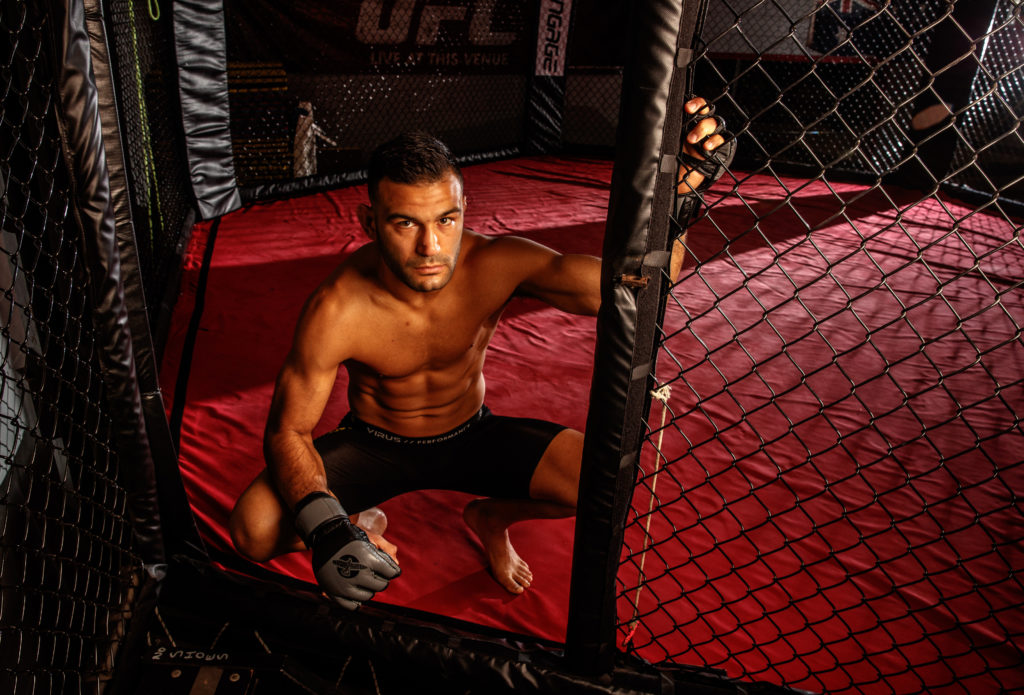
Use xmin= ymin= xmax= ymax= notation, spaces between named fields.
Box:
xmin=229 ymin=97 xmax=732 ymax=609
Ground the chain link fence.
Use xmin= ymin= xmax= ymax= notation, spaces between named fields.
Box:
xmin=618 ymin=1 xmax=1023 ymax=693
xmin=1 ymin=1 xmax=145 ymax=692
xmin=564 ymin=66 xmax=622 ymax=151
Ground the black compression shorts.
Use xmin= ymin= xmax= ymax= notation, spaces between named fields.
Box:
xmin=314 ymin=405 xmax=567 ymax=514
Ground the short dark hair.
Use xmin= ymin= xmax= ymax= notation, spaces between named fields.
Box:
xmin=367 ymin=132 xmax=463 ymax=201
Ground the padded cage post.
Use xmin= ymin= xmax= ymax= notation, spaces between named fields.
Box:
xmin=91 ymin=0 xmax=208 ymax=563
xmin=47 ymin=0 xmax=165 ymax=570
xmin=566 ymin=0 xmax=707 ymax=675
xmin=173 ymin=0 xmax=242 ymax=220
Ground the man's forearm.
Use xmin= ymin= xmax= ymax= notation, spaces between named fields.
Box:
xmin=264 ymin=430 xmax=330 ymax=511
xmin=670 ymin=235 xmax=687 ymax=283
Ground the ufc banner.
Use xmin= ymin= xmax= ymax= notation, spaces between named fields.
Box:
xmin=224 ymin=0 xmax=534 ymax=73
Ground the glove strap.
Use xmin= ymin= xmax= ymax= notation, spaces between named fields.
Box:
xmin=293 ymin=491 xmax=347 ymax=547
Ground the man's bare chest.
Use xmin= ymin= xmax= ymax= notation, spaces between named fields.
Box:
xmin=348 ymin=303 xmax=499 ymax=379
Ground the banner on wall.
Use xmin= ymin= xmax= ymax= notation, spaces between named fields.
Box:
xmin=225 ymin=0 xmax=532 ymax=73
xmin=534 ymin=0 xmax=572 ymax=76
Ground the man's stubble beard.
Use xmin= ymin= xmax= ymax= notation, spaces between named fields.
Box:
xmin=382 ymin=238 xmax=462 ymax=293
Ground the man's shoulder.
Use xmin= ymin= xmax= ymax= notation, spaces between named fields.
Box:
xmin=463 ymin=231 xmax=547 ymax=264
xmin=291 ymin=250 xmax=378 ymax=362
xmin=463 ymin=232 xmax=560 ymax=279
xmin=305 ymin=246 xmax=377 ymax=315
xmin=327 ymin=243 xmax=378 ymax=286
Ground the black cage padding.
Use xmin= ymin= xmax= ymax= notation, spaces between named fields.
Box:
xmin=49 ymin=0 xmax=165 ymax=566
xmin=567 ymin=0 xmax=705 ymax=674
xmin=138 ymin=560 xmax=795 ymax=695
xmin=525 ymin=1 xmax=574 ymax=154
xmin=173 ymin=0 xmax=242 ymax=220
xmin=84 ymin=0 xmax=207 ymax=566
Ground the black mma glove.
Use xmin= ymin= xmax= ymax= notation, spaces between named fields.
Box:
xmin=676 ymin=99 xmax=737 ymax=223
xmin=294 ymin=492 xmax=401 ymax=610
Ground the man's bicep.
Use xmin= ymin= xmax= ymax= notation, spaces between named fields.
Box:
xmin=268 ymin=356 xmax=338 ymax=435
xmin=268 ymin=295 xmax=349 ymax=436
xmin=511 ymin=239 xmax=601 ymax=316
xmin=548 ymin=253 xmax=602 ymax=315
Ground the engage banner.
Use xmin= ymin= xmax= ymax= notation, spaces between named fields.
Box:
xmin=535 ymin=0 xmax=572 ymax=77
xmin=224 ymin=0 xmax=533 ymax=73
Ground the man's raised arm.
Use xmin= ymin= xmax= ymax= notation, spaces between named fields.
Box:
xmin=507 ymin=239 xmax=602 ymax=316
xmin=510 ymin=97 xmax=733 ymax=303
xmin=671 ymin=96 xmax=735 ymax=281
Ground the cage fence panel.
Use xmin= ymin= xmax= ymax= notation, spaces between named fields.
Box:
xmin=563 ymin=66 xmax=623 ymax=151
xmin=1 ymin=1 xmax=146 ymax=693
xmin=951 ymin=2 xmax=1024 ymax=199
xmin=616 ymin=1 xmax=1023 ymax=694
xmin=105 ymin=0 xmax=195 ymax=330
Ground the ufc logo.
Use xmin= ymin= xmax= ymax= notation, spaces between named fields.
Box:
xmin=356 ymin=0 xmax=517 ymax=46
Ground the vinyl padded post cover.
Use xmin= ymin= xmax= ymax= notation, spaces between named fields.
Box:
xmin=50 ymin=0 xmax=165 ymax=565
xmin=173 ymin=0 xmax=242 ymax=220
xmin=566 ymin=0 xmax=705 ymax=674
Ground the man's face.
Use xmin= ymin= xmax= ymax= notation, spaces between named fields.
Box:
xmin=362 ymin=171 xmax=465 ymax=293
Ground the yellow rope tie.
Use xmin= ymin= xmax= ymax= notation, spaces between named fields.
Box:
xmin=624 ymin=383 xmax=672 ymax=648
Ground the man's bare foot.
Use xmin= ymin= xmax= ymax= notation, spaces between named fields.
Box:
xmin=463 ymin=499 xmax=533 ymax=594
